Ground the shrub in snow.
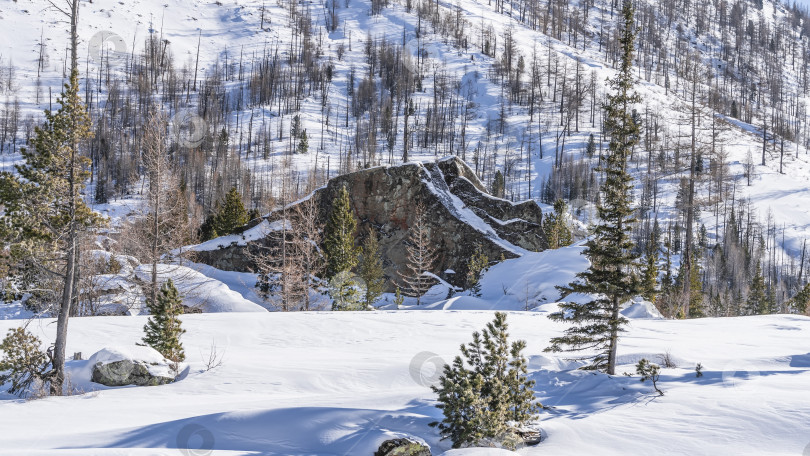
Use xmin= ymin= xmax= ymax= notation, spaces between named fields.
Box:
xmin=430 ymin=312 xmax=539 ymax=449
xmin=695 ymin=363 xmax=704 ymax=378
xmin=0 ymin=327 xmax=51 ymax=397
xmin=636 ymin=358 xmax=663 ymax=396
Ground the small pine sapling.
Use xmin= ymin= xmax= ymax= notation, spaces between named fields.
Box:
xmin=636 ymin=358 xmax=663 ymax=396
xmin=143 ymin=279 xmax=186 ymax=367
xmin=394 ymin=287 xmax=404 ymax=308
xmin=695 ymin=363 xmax=704 ymax=378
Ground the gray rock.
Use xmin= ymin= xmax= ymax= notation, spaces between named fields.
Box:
xmin=91 ymin=359 xmax=174 ymax=387
xmin=192 ymin=156 xmax=547 ymax=290
xmin=374 ymin=438 xmax=432 ymax=456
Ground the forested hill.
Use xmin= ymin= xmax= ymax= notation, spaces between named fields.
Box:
xmin=2 ymin=0 xmax=810 ymax=316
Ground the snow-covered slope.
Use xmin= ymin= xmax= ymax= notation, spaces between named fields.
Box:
xmin=0 ymin=310 xmax=808 ymax=455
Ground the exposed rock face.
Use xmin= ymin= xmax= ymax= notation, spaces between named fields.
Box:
xmin=91 ymin=360 xmax=175 ymax=387
xmin=374 ymin=438 xmax=432 ymax=456
xmin=193 ymin=157 xmax=546 ymax=290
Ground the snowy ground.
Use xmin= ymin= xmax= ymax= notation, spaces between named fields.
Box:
xmin=0 ymin=310 xmax=808 ymax=455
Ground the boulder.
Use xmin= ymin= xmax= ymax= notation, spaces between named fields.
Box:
xmin=88 ymin=346 xmax=176 ymax=387
xmin=192 ymin=156 xmax=547 ymax=290
xmin=374 ymin=438 xmax=432 ymax=456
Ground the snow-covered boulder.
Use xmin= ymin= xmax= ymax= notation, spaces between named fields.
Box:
xmin=374 ymin=438 xmax=431 ymax=456
xmin=88 ymin=346 xmax=176 ymax=387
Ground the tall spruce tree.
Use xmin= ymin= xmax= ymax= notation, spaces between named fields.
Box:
xmin=431 ymin=312 xmax=538 ymax=449
xmin=143 ymin=279 xmax=186 ymax=364
xmin=546 ymin=0 xmax=641 ymax=375
xmin=358 ymin=228 xmax=385 ymax=307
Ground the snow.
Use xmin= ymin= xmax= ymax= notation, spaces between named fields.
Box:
xmin=133 ymin=264 xmax=266 ymax=313
xmin=621 ymin=298 xmax=665 ymax=320
xmin=185 ymin=219 xmax=290 ymax=252
xmin=1 ymin=311 xmax=809 ymax=455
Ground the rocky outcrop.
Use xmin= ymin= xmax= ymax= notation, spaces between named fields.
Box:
xmin=192 ymin=157 xmax=546 ymax=289
xmin=374 ymin=438 xmax=431 ymax=456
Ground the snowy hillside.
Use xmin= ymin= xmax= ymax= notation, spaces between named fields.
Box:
xmin=0 ymin=308 xmax=808 ymax=455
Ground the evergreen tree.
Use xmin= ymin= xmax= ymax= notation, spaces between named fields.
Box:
xmin=790 ymin=282 xmax=810 ymax=314
xmin=358 ymin=228 xmax=385 ymax=307
xmin=0 ymin=327 xmax=50 ymax=397
xmin=465 ymin=246 xmax=489 ymax=297
xmin=491 ymin=170 xmax=505 ymax=198
xmin=543 ymin=199 xmax=573 ymax=249
xmin=213 ymin=187 xmax=249 ymax=236
xmin=640 ymin=244 xmax=659 ymax=303
xmin=323 ymin=185 xmax=360 ymax=278
xmin=431 ymin=313 xmax=539 ymax=449
xmin=747 ymin=262 xmax=767 ymax=315
xmin=546 ymin=0 xmax=641 ymax=375
xmin=0 ymin=69 xmax=102 ymax=395
xmin=329 ymin=271 xmax=366 ymax=311
xmin=297 ymin=129 xmax=309 ymax=154
xmin=586 ymin=133 xmax=596 ymax=157
xmin=143 ymin=279 xmax=186 ymax=364
xmin=394 ymin=287 xmax=405 ymax=308
xmin=687 ymin=261 xmax=705 ymax=318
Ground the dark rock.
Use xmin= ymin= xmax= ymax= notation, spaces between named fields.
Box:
xmin=91 ymin=360 xmax=174 ymax=387
xmin=374 ymin=438 xmax=431 ymax=456
xmin=192 ymin=157 xmax=547 ymax=290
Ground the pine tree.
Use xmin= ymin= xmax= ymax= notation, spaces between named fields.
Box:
xmin=431 ymin=312 xmax=539 ymax=449
xmin=323 ymin=185 xmax=360 ymax=278
xmin=747 ymin=262 xmax=767 ymax=315
xmin=394 ymin=287 xmax=404 ymax=308
xmin=143 ymin=279 xmax=186 ymax=364
xmin=687 ymin=261 xmax=705 ymax=318
xmin=465 ymin=246 xmax=489 ymax=297
xmin=358 ymin=228 xmax=385 ymax=307
xmin=0 ymin=69 xmax=101 ymax=395
xmin=297 ymin=129 xmax=309 ymax=154
xmin=0 ymin=327 xmax=50 ymax=397
xmin=640 ymin=244 xmax=659 ymax=303
xmin=546 ymin=0 xmax=641 ymax=375
xmin=586 ymin=133 xmax=596 ymax=157
xmin=543 ymin=199 xmax=573 ymax=249
xmin=213 ymin=187 xmax=249 ymax=236
xmin=790 ymin=282 xmax=810 ymax=314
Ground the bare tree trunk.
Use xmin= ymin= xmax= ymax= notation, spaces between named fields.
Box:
xmin=51 ymin=0 xmax=81 ymax=397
